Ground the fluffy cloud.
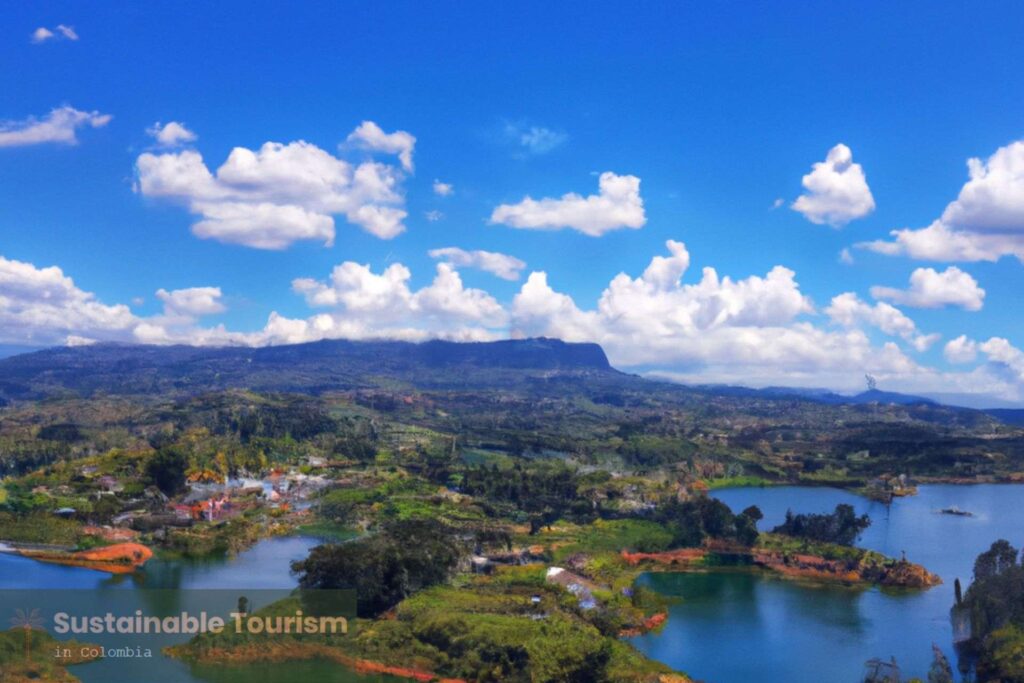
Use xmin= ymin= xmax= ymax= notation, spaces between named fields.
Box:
xmin=293 ymin=261 xmax=505 ymax=326
xmin=156 ymin=287 xmax=225 ymax=316
xmin=433 ymin=180 xmax=453 ymax=196
xmin=510 ymin=242 xmax=929 ymax=389
xmin=861 ymin=140 xmax=1024 ymax=262
xmin=428 ymin=247 xmax=526 ymax=281
xmin=0 ymin=256 xmax=135 ymax=345
xmin=279 ymin=261 xmax=506 ymax=343
xmin=792 ymin=144 xmax=875 ymax=227
xmin=31 ymin=25 xmax=77 ymax=43
xmin=490 ymin=172 xmax=646 ymax=237
xmin=31 ymin=27 xmax=54 ymax=43
xmin=147 ymin=121 xmax=197 ymax=147
xmin=980 ymin=337 xmax=1024 ymax=383
xmin=945 ymin=335 xmax=978 ymax=364
xmin=0 ymin=255 xmax=242 ymax=347
xmin=345 ymin=121 xmax=415 ymax=172
xmin=825 ymin=292 xmax=940 ymax=351
xmin=4 ymin=247 xmax=1023 ymax=402
xmin=870 ymin=267 xmax=985 ymax=310
xmin=0 ymin=106 xmax=111 ymax=148
xmin=135 ymin=123 xmax=411 ymax=249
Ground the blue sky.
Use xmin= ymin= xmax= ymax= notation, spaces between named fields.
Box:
xmin=2 ymin=2 xmax=1024 ymax=405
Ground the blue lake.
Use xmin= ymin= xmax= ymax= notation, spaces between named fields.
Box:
xmin=630 ymin=484 xmax=1024 ymax=682
xmin=0 ymin=535 xmax=398 ymax=683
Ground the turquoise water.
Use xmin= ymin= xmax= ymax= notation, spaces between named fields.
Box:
xmin=631 ymin=484 xmax=1024 ymax=682
xmin=6 ymin=485 xmax=1020 ymax=682
xmin=0 ymin=535 xmax=398 ymax=683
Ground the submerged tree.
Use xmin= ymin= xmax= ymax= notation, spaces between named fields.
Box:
xmin=927 ymin=644 xmax=954 ymax=683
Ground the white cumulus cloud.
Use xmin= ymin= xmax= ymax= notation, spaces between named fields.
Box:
xmin=428 ymin=247 xmax=526 ymax=281
xmin=792 ymin=144 xmax=875 ymax=227
xmin=0 ymin=106 xmax=111 ymax=148
xmin=284 ymin=260 xmax=507 ymax=342
xmin=4 ymin=247 xmax=1024 ymax=403
xmin=147 ymin=121 xmax=197 ymax=147
xmin=945 ymin=335 xmax=979 ymax=364
xmin=825 ymin=293 xmax=922 ymax=341
xmin=0 ymin=256 xmax=135 ymax=345
xmin=490 ymin=172 xmax=646 ymax=237
xmin=433 ymin=179 xmax=453 ymax=196
xmin=135 ymin=123 xmax=411 ymax=249
xmin=345 ymin=121 xmax=415 ymax=172
xmin=860 ymin=140 xmax=1024 ymax=263
xmin=156 ymin=287 xmax=226 ymax=317
xmin=509 ymin=242 xmax=939 ymax=392
xmin=870 ymin=266 xmax=985 ymax=311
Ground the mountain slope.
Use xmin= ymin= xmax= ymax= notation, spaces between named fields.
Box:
xmin=0 ymin=338 xmax=617 ymax=400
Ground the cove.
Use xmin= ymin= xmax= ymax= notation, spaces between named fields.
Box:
xmin=0 ymin=535 xmax=399 ymax=683
xmin=630 ymin=484 xmax=1024 ymax=682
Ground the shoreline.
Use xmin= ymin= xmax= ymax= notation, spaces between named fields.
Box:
xmin=620 ymin=540 xmax=941 ymax=589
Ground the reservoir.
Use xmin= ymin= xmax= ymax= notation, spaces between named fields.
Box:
xmin=0 ymin=535 xmax=398 ymax=682
xmin=630 ymin=484 xmax=1023 ymax=682
xmin=3 ymin=484 xmax=1019 ymax=681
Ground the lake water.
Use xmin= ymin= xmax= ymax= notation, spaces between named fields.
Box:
xmin=0 ymin=535 xmax=398 ymax=683
xmin=630 ymin=484 xmax=1024 ymax=682
xmin=5 ymin=485 xmax=1021 ymax=682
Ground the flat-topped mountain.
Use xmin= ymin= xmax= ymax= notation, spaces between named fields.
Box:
xmin=0 ymin=337 xmax=615 ymax=400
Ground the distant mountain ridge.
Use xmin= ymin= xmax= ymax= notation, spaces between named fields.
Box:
xmin=0 ymin=337 xmax=615 ymax=400
xmin=1 ymin=338 xmax=1021 ymax=426
xmin=707 ymin=385 xmax=937 ymax=406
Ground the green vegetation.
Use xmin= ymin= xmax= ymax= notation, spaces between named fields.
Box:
xmin=0 ymin=627 xmax=99 ymax=682
xmin=172 ymin=566 xmax=675 ymax=683
xmin=952 ymin=540 xmax=1024 ymax=682
xmin=772 ymin=503 xmax=871 ymax=546
xmin=146 ymin=446 xmax=188 ymax=495
xmin=294 ymin=518 xmax=466 ymax=618
xmin=654 ymin=496 xmax=762 ymax=547
xmin=704 ymin=475 xmax=773 ymax=490
xmin=0 ymin=339 xmax=1004 ymax=681
xmin=0 ymin=511 xmax=83 ymax=546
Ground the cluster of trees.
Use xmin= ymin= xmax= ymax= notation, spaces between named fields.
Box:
xmin=145 ymin=447 xmax=189 ymax=495
xmin=654 ymin=497 xmax=763 ymax=547
xmin=293 ymin=518 xmax=466 ymax=618
xmin=954 ymin=539 xmax=1024 ymax=681
xmin=460 ymin=463 xmax=595 ymax=532
xmin=772 ymin=504 xmax=871 ymax=546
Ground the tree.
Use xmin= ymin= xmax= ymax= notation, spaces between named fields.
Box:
xmin=927 ymin=644 xmax=954 ymax=683
xmin=655 ymin=496 xmax=760 ymax=548
xmin=953 ymin=540 xmax=1024 ymax=682
xmin=293 ymin=518 xmax=465 ymax=617
xmin=145 ymin=447 xmax=188 ymax=496
xmin=772 ymin=504 xmax=871 ymax=546
xmin=974 ymin=539 xmax=1018 ymax=583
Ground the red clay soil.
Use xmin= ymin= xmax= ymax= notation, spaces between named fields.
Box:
xmin=20 ymin=542 xmax=153 ymax=574
xmin=620 ymin=548 xmax=707 ymax=566
xmin=619 ymin=611 xmax=668 ymax=637
xmin=173 ymin=643 xmax=466 ymax=683
xmin=751 ymin=551 xmax=862 ymax=582
xmin=346 ymin=655 xmax=466 ymax=682
xmin=620 ymin=546 xmax=940 ymax=587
